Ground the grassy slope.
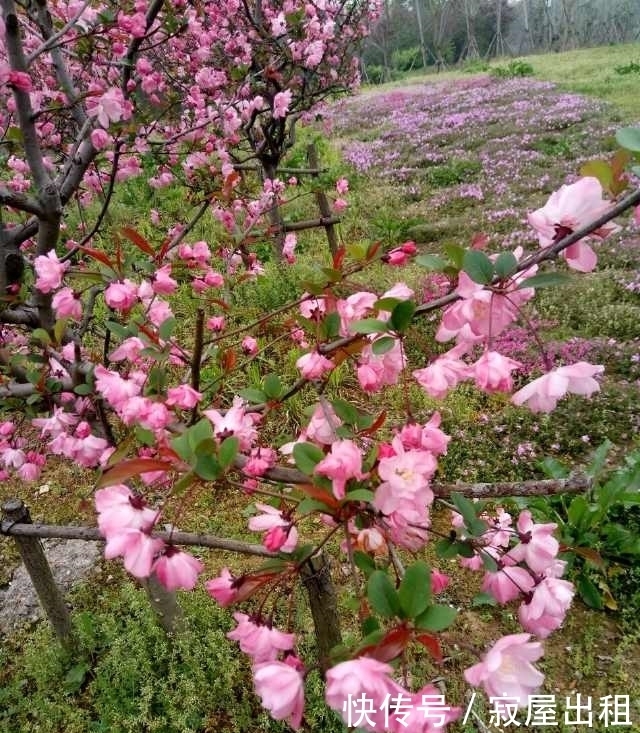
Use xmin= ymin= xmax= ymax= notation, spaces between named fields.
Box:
xmin=2 ymin=45 xmax=640 ymax=733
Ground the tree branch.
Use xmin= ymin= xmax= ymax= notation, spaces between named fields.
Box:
xmin=0 ymin=520 xmax=277 ymax=558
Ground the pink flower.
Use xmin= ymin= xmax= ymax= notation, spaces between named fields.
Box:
xmin=528 ymin=177 xmax=620 ymax=272
xmin=241 ymin=336 xmax=259 ymax=355
xmin=94 ymin=365 xmax=142 ymax=408
xmin=7 ymin=70 xmax=32 ymax=92
xmin=333 ymin=197 xmax=348 ymax=213
xmin=248 ymin=503 xmax=297 ymax=553
xmin=205 ymin=567 xmax=238 ymax=607
xmin=104 ymin=528 xmax=164 ymax=578
xmin=356 ymin=338 xmax=405 ymax=393
xmin=325 ymin=657 xmax=394 ymax=729
xmin=336 ymin=177 xmax=349 ymax=195
xmin=296 ymin=350 xmax=334 ymax=380
xmin=464 ymin=633 xmax=545 ymax=708
xmin=89 ymin=87 xmax=129 ymax=129
xmin=204 ymin=396 xmax=258 ymax=451
xmin=315 ymin=439 xmax=367 ymax=499
xmin=306 ymin=402 xmax=342 ymax=444
xmin=153 ymin=547 xmax=204 ymax=590
xmin=34 ymin=251 xmax=69 ymax=293
xmin=273 ymin=90 xmax=292 ymax=119
xmin=90 ymin=128 xmax=110 ymax=150
xmin=397 ymin=412 xmax=450 ymax=456
xmin=253 ymin=660 xmax=305 ymax=730
xmin=166 ymin=385 xmax=202 ymax=409
xmin=152 ymin=265 xmax=178 ymax=295
xmin=206 ymin=315 xmax=226 ymax=332
xmin=413 ymin=345 xmax=471 ymax=399
xmin=109 ymin=336 xmax=146 ymax=362
xmin=431 ymin=568 xmax=450 ymax=594
xmin=104 ymin=280 xmax=138 ymax=312
xmin=507 ymin=510 xmax=558 ymax=573
xmin=482 ymin=563 xmax=535 ymax=604
xmin=227 ymin=613 xmax=295 ymax=663
xmin=512 ymin=361 xmax=604 ymax=413
xmin=518 ymin=576 xmax=575 ymax=638
xmin=282 ymin=232 xmax=297 ymax=263
xmin=52 ymin=287 xmax=82 ymax=320
xmin=95 ymin=484 xmax=157 ymax=537
xmin=473 ymin=350 xmax=521 ymax=393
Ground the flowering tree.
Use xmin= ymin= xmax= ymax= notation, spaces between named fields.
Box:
xmin=2 ymin=0 xmax=640 ymax=730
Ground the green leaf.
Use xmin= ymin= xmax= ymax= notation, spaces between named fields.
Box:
xmin=518 ymin=272 xmax=571 ymax=290
xmin=321 ymin=312 xmax=341 ymax=340
xmin=443 ymin=243 xmax=465 ymax=269
xmin=170 ymin=433 xmax=192 ymax=462
xmin=415 ymin=254 xmax=448 ymax=271
xmin=414 ymin=604 xmax=457 ymax=632
xmin=450 ymin=492 xmax=482 ymax=532
xmin=105 ymin=320 xmax=132 ymax=339
xmin=349 ymin=318 xmax=389 ymax=335
xmin=239 ymin=387 xmax=267 ymax=403
xmin=73 ymin=383 xmax=92 ymax=396
xmin=353 ymin=551 xmax=376 ymax=578
xmin=64 ymin=662 xmax=90 ymax=693
xmin=187 ymin=419 xmax=214 ymax=452
xmin=494 ymin=252 xmax=518 ymax=279
xmin=158 ymin=317 xmax=177 ymax=340
xmin=471 ymin=592 xmax=497 ymax=607
xmin=371 ymin=336 xmax=397 ymax=356
xmin=292 ymin=442 xmax=325 ymax=475
xmin=586 ymin=439 xmax=612 ymax=479
xmin=297 ymin=497 xmax=332 ymax=515
xmin=577 ymin=574 xmax=604 ymax=610
xmin=398 ymin=561 xmax=431 ymax=619
xmin=194 ymin=454 xmax=222 ymax=480
xmin=263 ymin=374 xmax=283 ymax=400
xmin=344 ymin=489 xmax=375 ymax=503
xmin=580 ymin=160 xmax=613 ymax=190
xmin=361 ymin=616 xmax=381 ymax=635
xmin=331 ymin=399 xmax=360 ymax=425
xmin=389 ymin=300 xmax=416 ymax=333
xmin=537 ymin=456 xmax=570 ymax=479
xmin=31 ymin=328 xmax=51 ymax=346
xmin=218 ymin=436 xmax=239 ymax=470
xmin=375 ymin=297 xmax=401 ymax=312
xmin=616 ymin=126 xmax=640 ymax=152
xmin=463 ymin=250 xmax=494 ymax=284
xmin=481 ymin=552 xmax=498 ymax=573
xmin=567 ymin=495 xmax=590 ymax=528
xmin=367 ymin=571 xmax=402 ymax=619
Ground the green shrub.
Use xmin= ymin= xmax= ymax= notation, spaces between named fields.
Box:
xmin=614 ymin=60 xmax=640 ymax=75
xmin=490 ymin=59 xmax=534 ymax=78
xmin=391 ymin=46 xmax=424 ymax=72
xmin=461 ymin=58 xmax=490 ymax=74
xmin=424 ymin=159 xmax=482 ymax=188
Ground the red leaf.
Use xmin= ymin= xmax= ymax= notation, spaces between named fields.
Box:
xmin=98 ymin=458 xmax=173 ymax=487
xmin=299 ymin=483 xmax=339 ymax=510
xmin=415 ymin=633 xmax=443 ymax=663
xmin=77 ymin=246 xmax=115 ymax=270
xmin=360 ymin=410 xmax=386 ymax=437
xmin=360 ymin=627 xmax=411 ymax=662
xmin=471 ymin=232 xmax=489 ymax=250
xmin=233 ymin=570 xmax=281 ymax=603
xmin=366 ymin=241 xmax=381 ymax=261
xmin=121 ymin=227 xmax=155 ymax=256
xmin=332 ymin=246 xmax=346 ymax=271
xmin=220 ymin=348 xmax=237 ymax=371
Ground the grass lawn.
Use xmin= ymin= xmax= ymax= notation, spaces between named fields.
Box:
xmin=1 ymin=43 xmax=640 ymax=733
